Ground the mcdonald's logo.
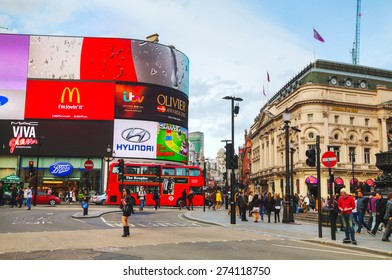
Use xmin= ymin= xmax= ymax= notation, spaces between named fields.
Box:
xmin=61 ymin=87 xmax=81 ymax=103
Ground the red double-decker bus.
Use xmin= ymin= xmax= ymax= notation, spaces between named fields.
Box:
xmin=106 ymin=162 xmax=204 ymax=207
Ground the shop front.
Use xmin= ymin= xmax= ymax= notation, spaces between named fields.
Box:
xmin=19 ymin=157 xmax=102 ymax=201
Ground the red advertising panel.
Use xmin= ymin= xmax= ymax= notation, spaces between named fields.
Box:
xmin=80 ymin=37 xmax=137 ymax=82
xmin=25 ymin=80 xmax=115 ymax=120
xmin=114 ymin=83 xmax=188 ymax=127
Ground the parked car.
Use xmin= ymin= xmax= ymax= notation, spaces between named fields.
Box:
xmin=92 ymin=192 xmax=106 ymax=205
xmin=35 ymin=192 xmax=61 ymax=205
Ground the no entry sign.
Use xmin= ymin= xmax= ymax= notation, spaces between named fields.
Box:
xmin=321 ymin=151 xmax=338 ymax=168
xmin=84 ymin=159 xmax=94 ymax=171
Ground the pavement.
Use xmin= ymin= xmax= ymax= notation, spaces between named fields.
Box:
xmin=70 ymin=205 xmax=392 ymax=257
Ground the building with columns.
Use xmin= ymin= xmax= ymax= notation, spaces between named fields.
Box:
xmin=248 ymin=60 xmax=392 ymax=198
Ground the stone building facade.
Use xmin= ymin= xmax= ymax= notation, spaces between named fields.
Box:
xmin=248 ymin=60 xmax=392 ymax=198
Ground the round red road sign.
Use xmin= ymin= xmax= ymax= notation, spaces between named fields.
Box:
xmin=321 ymin=151 xmax=338 ymax=168
xmin=84 ymin=159 xmax=94 ymax=171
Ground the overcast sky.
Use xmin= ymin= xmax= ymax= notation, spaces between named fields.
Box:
xmin=1 ymin=0 xmax=392 ymax=158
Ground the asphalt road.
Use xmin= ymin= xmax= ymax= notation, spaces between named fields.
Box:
xmin=0 ymin=205 xmax=390 ymax=260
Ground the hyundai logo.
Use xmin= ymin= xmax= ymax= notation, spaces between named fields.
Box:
xmin=121 ymin=128 xmax=151 ymax=143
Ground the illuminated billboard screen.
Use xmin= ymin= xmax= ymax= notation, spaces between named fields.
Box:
xmin=114 ymin=83 xmax=188 ymax=127
xmin=26 ymin=35 xmax=189 ymax=96
xmin=113 ymin=119 xmax=158 ymax=159
xmin=0 ymin=120 xmax=113 ymax=157
xmin=25 ymin=80 xmax=115 ymax=120
xmin=156 ymin=123 xmax=188 ymax=164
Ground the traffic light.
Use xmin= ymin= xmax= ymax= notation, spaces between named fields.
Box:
xmin=223 ymin=172 xmax=227 ymax=180
xmin=305 ymin=149 xmax=316 ymax=167
xmin=118 ymin=159 xmax=124 ymax=179
xmin=28 ymin=161 xmax=35 ymax=177
xmin=225 ymin=143 xmax=234 ymax=168
xmin=231 ymin=154 xmax=239 ymax=169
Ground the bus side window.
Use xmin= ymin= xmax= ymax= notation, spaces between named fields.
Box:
xmin=189 ymin=169 xmax=201 ymax=176
xmin=176 ymin=168 xmax=188 ymax=176
xmin=162 ymin=168 xmax=175 ymax=176
xmin=190 ymin=186 xmax=203 ymax=195
xmin=141 ymin=166 xmax=148 ymax=174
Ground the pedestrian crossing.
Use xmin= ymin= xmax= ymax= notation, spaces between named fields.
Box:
xmin=100 ymin=217 xmax=203 ymax=228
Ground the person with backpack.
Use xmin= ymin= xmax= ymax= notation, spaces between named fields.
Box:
xmin=187 ymin=190 xmax=194 ymax=211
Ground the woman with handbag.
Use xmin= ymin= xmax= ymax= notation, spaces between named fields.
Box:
xmin=120 ymin=188 xmax=133 ymax=237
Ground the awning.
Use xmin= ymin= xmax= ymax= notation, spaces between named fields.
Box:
xmin=334 ymin=177 xmax=344 ymax=186
xmin=350 ymin=178 xmax=359 ymax=186
xmin=365 ymin=179 xmax=374 ymax=187
xmin=0 ymin=174 xmax=23 ymax=184
xmin=305 ymin=176 xmax=318 ymax=185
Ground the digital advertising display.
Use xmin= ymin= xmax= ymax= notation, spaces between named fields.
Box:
xmin=114 ymin=83 xmax=188 ymax=127
xmin=28 ymin=35 xmax=83 ymax=80
xmin=0 ymin=120 xmax=114 ymax=157
xmin=0 ymin=33 xmax=189 ymax=164
xmin=156 ymin=122 xmax=188 ymax=164
xmin=24 ymin=80 xmax=115 ymax=120
xmin=131 ymin=40 xmax=189 ymax=96
xmin=0 ymin=90 xmax=26 ymax=120
xmin=0 ymin=34 xmax=29 ymax=90
xmin=113 ymin=119 xmax=158 ymax=159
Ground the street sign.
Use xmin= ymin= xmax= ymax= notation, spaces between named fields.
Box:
xmin=321 ymin=151 xmax=338 ymax=168
xmin=84 ymin=159 xmax=94 ymax=171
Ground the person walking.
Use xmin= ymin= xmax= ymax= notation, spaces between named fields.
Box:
xmin=179 ymin=189 xmax=187 ymax=210
xmin=187 ymin=190 xmax=194 ymax=210
xmin=370 ymin=192 xmax=388 ymax=236
xmin=249 ymin=194 xmax=261 ymax=222
xmin=138 ymin=186 xmax=146 ymax=212
xmin=10 ymin=185 xmax=17 ymax=208
xmin=338 ymin=188 xmax=357 ymax=245
xmin=216 ymin=189 xmax=222 ymax=210
xmin=356 ymin=191 xmax=371 ymax=234
xmin=153 ymin=189 xmax=160 ymax=210
xmin=248 ymin=191 xmax=254 ymax=217
xmin=273 ymin=193 xmax=282 ymax=223
xmin=382 ymin=192 xmax=392 ymax=242
xmin=17 ymin=187 xmax=24 ymax=208
xmin=367 ymin=192 xmax=377 ymax=233
xmin=328 ymin=194 xmax=339 ymax=231
xmin=120 ymin=188 xmax=133 ymax=237
xmin=240 ymin=191 xmax=249 ymax=221
xmin=264 ymin=192 xmax=275 ymax=223
xmin=26 ymin=185 xmax=33 ymax=210
xmin=0 ymin=182 xmax=4 ymax=206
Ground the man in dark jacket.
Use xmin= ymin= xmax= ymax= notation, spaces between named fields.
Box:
xmin=356 ymin=191 xmax=370 ymax=233
xmin=382 ymin=192 xmax=392 ymax=242
xmin=240 ymin=192 xmax=249 ymax=221
xmin=370 ymin=192 xmax=388 ymax=236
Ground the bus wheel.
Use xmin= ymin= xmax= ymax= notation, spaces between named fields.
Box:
xmin=176 ymin=199 xmax=182 ymax=207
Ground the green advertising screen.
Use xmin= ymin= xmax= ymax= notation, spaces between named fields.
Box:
xmin=156 ymin=123 xmax=188 ymax=164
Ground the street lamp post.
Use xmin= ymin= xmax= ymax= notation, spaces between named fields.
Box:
xmin=33 ymin=137 xmax=44 ymax=206
xmin=223 ymin=96 xmax=243 ymax=225
xmin=104 ymin=145 xmax=116 ymax=193
xmin=282 ymin=109 xmax=294 ymax=223
xmin=350 ymin=152 xmax=356 ymax=192
xmin=221 ymin=139 xmax=231 ymax=210
xmin=290 ymin=141 xmax=295 ymax=201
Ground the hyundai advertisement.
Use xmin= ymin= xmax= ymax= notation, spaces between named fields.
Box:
xmin=113 ymin=119 xmax=157 ymax=159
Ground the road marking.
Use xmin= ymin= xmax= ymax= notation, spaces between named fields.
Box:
xmin=271 ymin=243 xmax=388 ymax=258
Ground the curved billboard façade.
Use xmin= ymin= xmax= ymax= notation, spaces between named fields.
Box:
xmin=0 ymin=34 xmax=189 ymax=163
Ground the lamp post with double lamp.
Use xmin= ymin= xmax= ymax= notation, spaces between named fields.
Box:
xmin=223 ymin=96 xmax=243 ymax=224
xmin=104 ymin=145 xmax=116 ymax=192
xmin=282 ymin=109 xmax=294 ymax=223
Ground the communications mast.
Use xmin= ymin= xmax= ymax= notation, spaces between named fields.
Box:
xmin=351 ymin=0 xmax=362 ymax=65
